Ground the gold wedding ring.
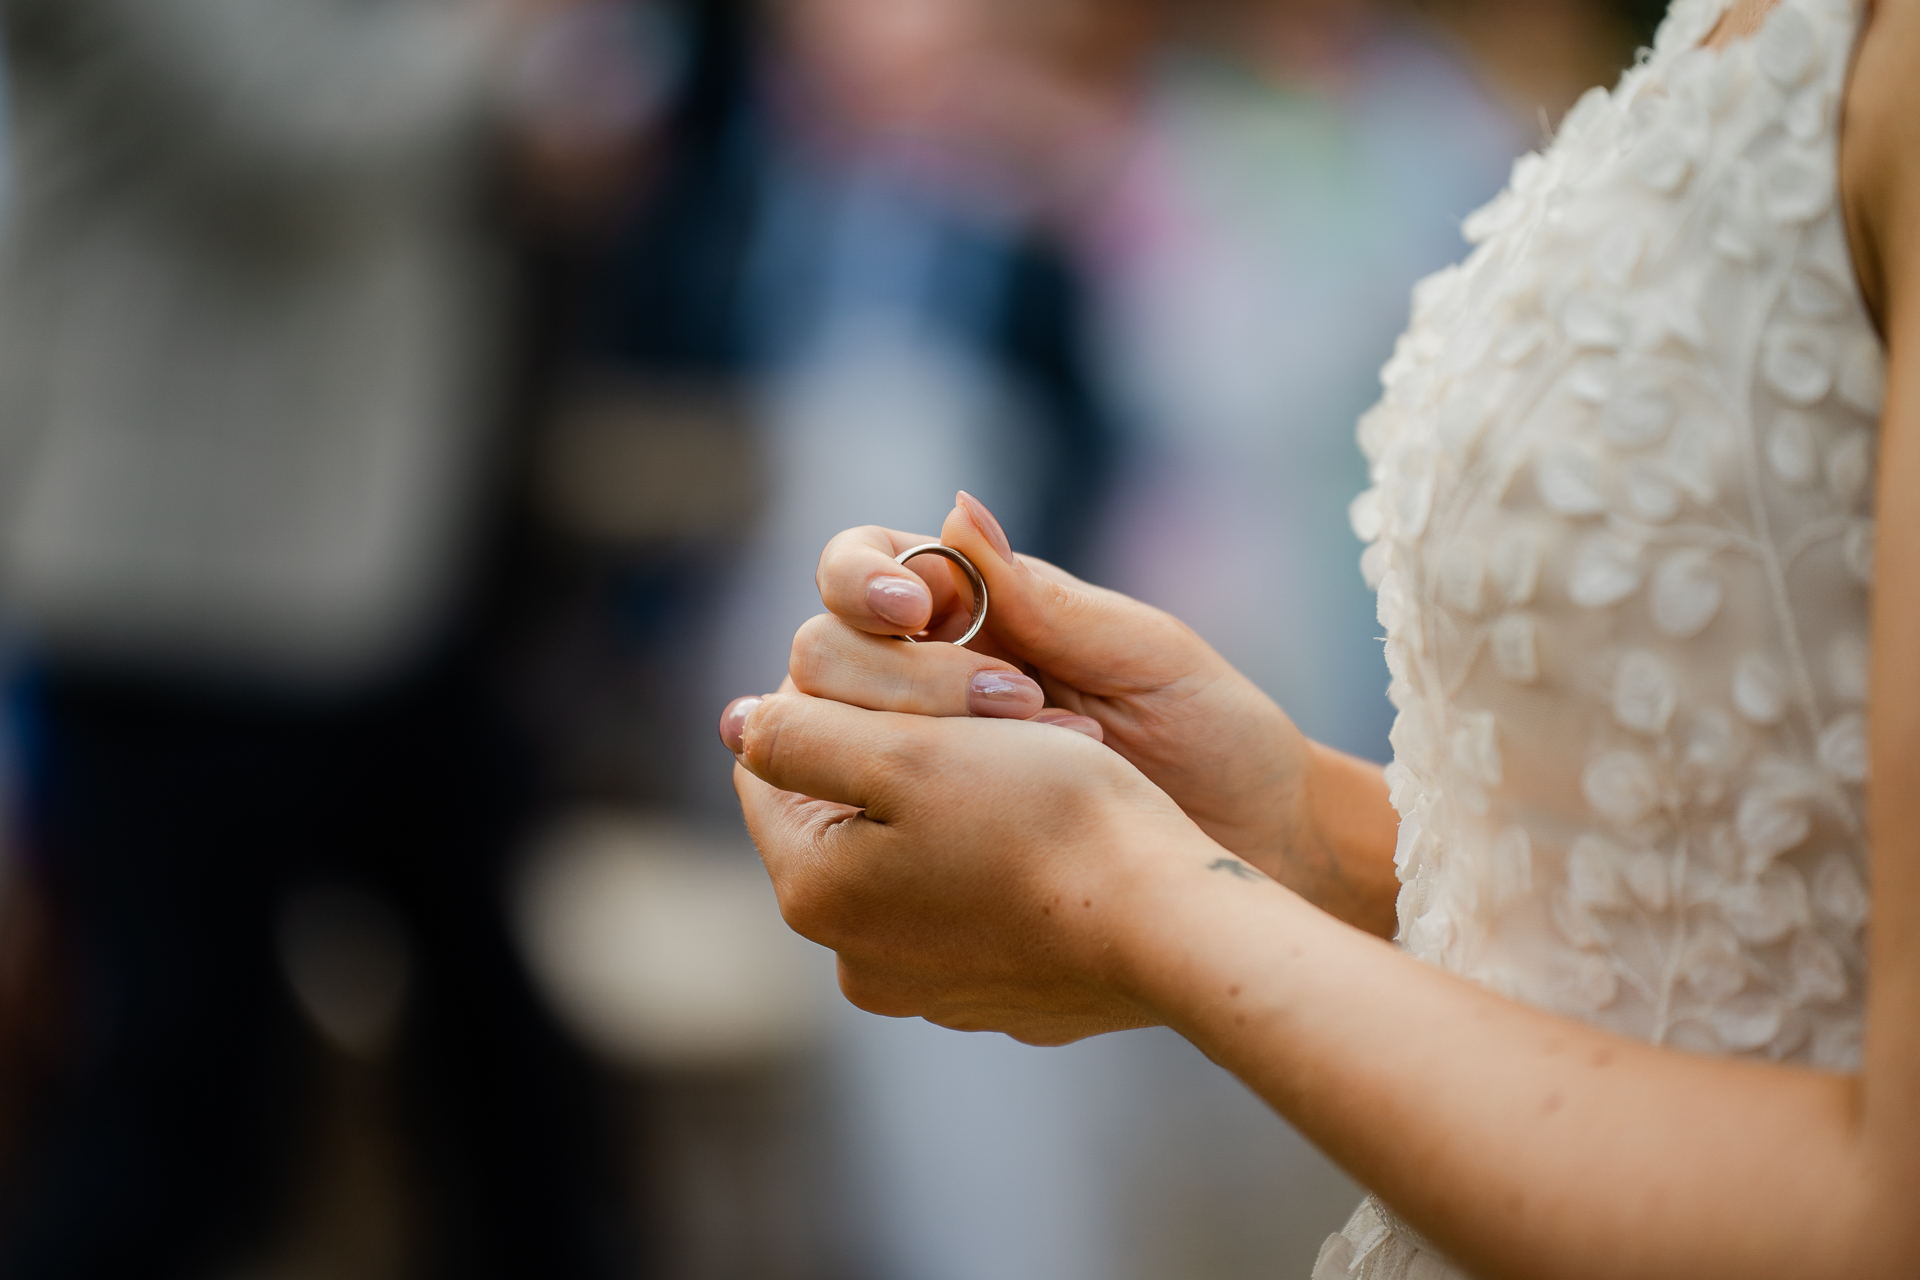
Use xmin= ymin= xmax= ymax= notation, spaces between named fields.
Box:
xmin=894 ymin=544 xmax=989 ymax=647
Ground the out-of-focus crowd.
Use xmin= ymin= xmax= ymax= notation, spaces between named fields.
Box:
xmin=0 ymin=1 xmax=1653 ymax=1277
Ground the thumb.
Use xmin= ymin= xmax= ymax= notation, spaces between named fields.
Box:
xmin=941 ymin=491 xmax=1201 ymax=688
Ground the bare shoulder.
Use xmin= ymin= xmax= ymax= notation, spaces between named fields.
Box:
xmin=1841 ymin=0 xmax=1920 ymax=330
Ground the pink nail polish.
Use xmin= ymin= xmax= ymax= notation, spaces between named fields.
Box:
xmin=957 ymin=491 xmax=1016 ymax=565
xmin=969 ymin=669 xmax=1043 ymax=718
xmin=868 ymin=575 xmax=931 ymax=628
xmin=719 ymin=696 xmax=761 ymax=754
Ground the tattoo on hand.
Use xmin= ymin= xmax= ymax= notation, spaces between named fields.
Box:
xmin=1207 ymin=857 xmax=1264 ymax=883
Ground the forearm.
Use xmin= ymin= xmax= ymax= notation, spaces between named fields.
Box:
xmin=1109 ymin=852 xmax=1902 ymax=1279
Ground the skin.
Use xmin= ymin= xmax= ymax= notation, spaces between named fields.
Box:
xmin=725 ymin=1 xmax=1920 ymax=1274
xmin=781 ymin=496 xmax=1402 ymax=935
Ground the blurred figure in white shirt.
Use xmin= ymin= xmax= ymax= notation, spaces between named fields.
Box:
xmin=0 ymin=3 xmax=674 ymax=1276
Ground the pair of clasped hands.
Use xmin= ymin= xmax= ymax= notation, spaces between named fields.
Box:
xmin=720 ymin=492 xmax=1396 ymax=1044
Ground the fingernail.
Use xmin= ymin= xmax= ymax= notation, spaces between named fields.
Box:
xmin=957 ymin=490 xmax=1016 ymax=565
xmin=1040 ymin=714 xmax=1104 ymax=743
xmin=867 ymin=575 xmax=931 ymax=628
xmin=719 ymin=696 xmax=761 ymax=754
xmin=969 ymin=669 xmax=1044 ymax=718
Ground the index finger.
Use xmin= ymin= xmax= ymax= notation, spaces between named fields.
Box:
xmin=816 ymin=525 xmax=975 ymax=639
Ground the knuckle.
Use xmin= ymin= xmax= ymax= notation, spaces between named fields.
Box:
xmin=895 ymin=655 xmax=945 ymax=713
xmin=765 ymin=810 xmax=862 ymax=943
xmin=736 ymin=696 xmax=786 ymax=773
xmin=769 ymin=842 xmax=842 ymax=941
xmin=868 ymin=729 xmax=933 ymax=787
xmin=788 ymin=615 xmax=839 ymax=692
xmin=838 ymin=962 xmax=918 ymax=1019
xmin=819 ymin=526 xmax=894 ymax=587
xmin=1047 ymin=581 xmax=1103 ymax=633
xmin=772 ymin=871 xmax=832 ymax=941
xmin=818 ymin=526 xmax=863 ymax=566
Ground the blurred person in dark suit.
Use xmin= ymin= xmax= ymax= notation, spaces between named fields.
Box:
xmin=0 ymin=2 xmax=665 ymax=1276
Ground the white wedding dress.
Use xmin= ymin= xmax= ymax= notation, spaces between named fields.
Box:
xmin=1317 ymin=0 xmax=1883 ymax=1271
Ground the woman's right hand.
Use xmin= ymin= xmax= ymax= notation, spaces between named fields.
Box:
xmin=784 ymin=491 xmax=1400 ymax=936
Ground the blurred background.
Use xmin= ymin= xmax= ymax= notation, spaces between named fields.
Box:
xmin=0 ymin=0 xmax=1653 ymax=1276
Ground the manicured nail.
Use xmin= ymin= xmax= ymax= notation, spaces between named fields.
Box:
xmin=719 ymin=696 xmax=761 ymax=754
xmin=1037 ymin=712 xmax=1104 ymax=743
xmin=969 ymin=669 xmax=1044 ymax=718
xmin=867 ymin=575 xmax=931 ymax=629
xmin=957 ymin=490 xmax=1016 ymax=565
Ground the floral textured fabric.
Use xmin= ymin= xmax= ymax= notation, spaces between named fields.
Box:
xmin=1318 ymin=0 xmax=1883 ymax=1271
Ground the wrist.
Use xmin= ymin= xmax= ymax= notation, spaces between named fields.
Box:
xmin=1082 ymin=815 xmax=1268 ymax=1017
xmin=1192 ymin=728 xmax=1399 ymax=938
xmin=1283 ymin=742 xmax=1401 ymax=938
xmin=1090 ymin=818 xmax=1336 ymax=1029
xmin=1173 ymin=679 xmax=1313 ymax=871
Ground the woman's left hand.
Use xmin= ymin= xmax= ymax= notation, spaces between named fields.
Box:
xmin=726 ymin=687 xmax=1217 ymax=1043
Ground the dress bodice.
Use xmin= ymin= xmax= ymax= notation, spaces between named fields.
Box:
xmin=1351 ymin=0 xmax=1882 ymax=1073
xmin=1318 ymin=0 xmax=1885 ymax=1273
